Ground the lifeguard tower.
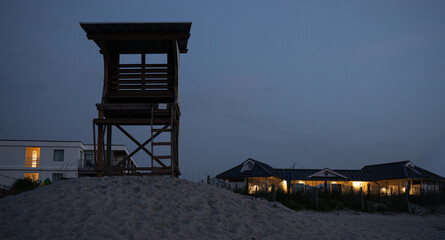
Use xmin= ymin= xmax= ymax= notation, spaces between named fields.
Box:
xmin=80 ymin=22 xmax=191 ymax=177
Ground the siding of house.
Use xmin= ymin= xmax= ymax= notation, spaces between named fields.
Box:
xmin=0 ymin=140 xmax=136 ymax=189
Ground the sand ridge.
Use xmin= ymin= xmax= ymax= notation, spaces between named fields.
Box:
xmin=0 ymin=176 xmax=444 ymax=239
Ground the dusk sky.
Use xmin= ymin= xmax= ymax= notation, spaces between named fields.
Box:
xmin=1 ymin=1 xmax=444 ymax=180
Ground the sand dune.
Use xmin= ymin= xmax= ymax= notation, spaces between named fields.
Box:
xmin=0 ymin=176 xmax=444 ymax=239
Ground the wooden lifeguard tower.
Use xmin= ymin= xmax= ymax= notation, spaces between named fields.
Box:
xmin=80 ymin=22 xmax=191 ymax=177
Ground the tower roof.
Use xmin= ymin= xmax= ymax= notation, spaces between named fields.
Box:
xmin=80 ymin=22 xmax=192 ymax=54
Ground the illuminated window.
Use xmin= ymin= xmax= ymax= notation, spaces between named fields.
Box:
xmin=352 ymin=181 xmax=362 ymax=188
xmin=25 ymin=147 xmax=40 ymax=168
xmin=24 ymin=172 xmax=39 ymax=181
xmin=280 ymin=180 xmax=288 ymax=192
xmin=53 ymin=149 xmax=64 ymax=162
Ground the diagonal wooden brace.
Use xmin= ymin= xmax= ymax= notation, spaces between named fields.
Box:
xmin=116 ymin=125 xmax=168 ymax=168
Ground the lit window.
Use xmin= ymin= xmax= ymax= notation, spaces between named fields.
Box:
xmin=25 ymin=147 xmax=40 ymax=168
xmin=53 ymin=150 xmax=64 ymax=162
xmin=352 ymin=181 xmax=362 ymax=188
xmin=280 ymin=180 xmax=288 ymax=192
xmin=24 ymin=172 xmax=39 ymax=181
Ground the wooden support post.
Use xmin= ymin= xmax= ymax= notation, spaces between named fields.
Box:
xmin=97 ymin=111 xmax=104 ymax=177
xmin=171 ymin=108 xmax=175 ymax=178
xmin=141 ymin=54 xmax=146 ymax=91
xmin=271 ymin=184 xmax=276 ymax=202
xmin=93 ymin=122 xmax=96 ymax=167
xmin=405 ymin=184 xmax=410 ymax=213
xmin=324 ymin=180 xmax=328 ymax=195
xmin=106 ymin=124 xmax=112 ymax=175
xmin=314 ymin=189 xmax=319 ymax=211
xmin=360 ymin=187 xmax=364 ymax=211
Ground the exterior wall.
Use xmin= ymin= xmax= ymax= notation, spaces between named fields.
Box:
xmin=374 ymin=179 xmax=441 ymax=196
xmin=0 ymin=140 xmax=135 ymax=189
xmin=0 ymin=141 xmax=82 ymax=188
xmin=289 ymin=180 xmax=373 ymax=194
xmin=246 ymin=177 xmax=287 ymax=194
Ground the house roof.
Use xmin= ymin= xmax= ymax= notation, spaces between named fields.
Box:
xmin=217 ymin=159 xmax=444 ymax=182
xmin=275 ymin=168 xmax=371 ymax=181
xmin=216 ymin=158 xmax=281 ymax=180
xmin=362 ymin=161 xmax=444 ymax=181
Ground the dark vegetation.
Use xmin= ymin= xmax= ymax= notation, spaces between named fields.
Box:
xmin=236 ymin=187 xmax=445 ymax=214
xmin=0 ymin=177 xmax=40 ymax=198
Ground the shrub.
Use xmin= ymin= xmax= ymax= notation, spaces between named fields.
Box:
xmin=12 ymin=177 xmax=39 ymax=194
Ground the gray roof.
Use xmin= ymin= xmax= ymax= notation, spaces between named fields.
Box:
xmin=217 ymin=159 xmax=445 ymax=182
xmin=362 ymin=161 xmax=444 ymax=181
xmin=216 ymin=158 xmax=281 ymax=180
xmin=274 ymin=169 xmax=371 ymax=181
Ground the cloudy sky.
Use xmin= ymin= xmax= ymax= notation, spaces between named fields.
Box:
xmin=1 ymin=1 xmax=444 ymax=180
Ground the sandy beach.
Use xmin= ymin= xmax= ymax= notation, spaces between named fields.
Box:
xmin=1 ymin=176 xmax=444 ymax=239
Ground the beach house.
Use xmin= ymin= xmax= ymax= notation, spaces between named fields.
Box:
xmin=0 ymin=139 xmax=137 ymax=189
xmin=216 ymin=158 xmax=445 ymax=196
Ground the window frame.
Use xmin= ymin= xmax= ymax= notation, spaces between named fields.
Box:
xmin=53 ymin=149 xmax=65 ymax=162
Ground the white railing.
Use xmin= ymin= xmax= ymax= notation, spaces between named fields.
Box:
xmin=207 ymin=176 xmax=231 ymax=189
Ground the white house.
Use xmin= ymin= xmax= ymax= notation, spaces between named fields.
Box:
xmin=0 ymin=140 xmax=137 ymax=189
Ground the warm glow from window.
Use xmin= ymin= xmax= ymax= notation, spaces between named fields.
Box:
xmin=352 ymin=181 xmax=362 ymax=188
xmin=32 ymin=150 xmax=37 ymax=167
xmin=402 ymin=187 xmax=406 ymax=193
xmin=298 ymin=181 xmax=304 ymax=184
xmin=249 ymin=184 xmax=260 ymax=194
xmin=332 ymin=181 xmax=337 ymax=184
xmin=381 ymin=187 xmax=386 ymax=193
xmin=280 ymin=180 xmax=288 ymax=192
xmin=24 ymin=172 xmax=39 ymax=181
xmin=25 ymin=147 xmax=40 ymax=168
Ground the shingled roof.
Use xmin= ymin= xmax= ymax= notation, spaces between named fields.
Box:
xmin=273 ymin=168 xmax=371 ymax=181
xmin=362 ymin=161 xmax=444 ymax=181
xmin=216 ymin=158 xmax=281 ymax=180
xmin=216 ymin=159 xmax=444 ymax=182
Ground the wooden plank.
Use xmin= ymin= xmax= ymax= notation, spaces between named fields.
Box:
xmin=151 ymin=128 xmax=172 ymax=132
xmin=97 ymin=103 xmax=168 ymax=110
xmin=107 ymin=92 xmax=174 ymax=97
xmin=117 ymin=64 xmax=168 ymax=68
xmin=94 ymin=118 xmax=174 ymax=125
xmin=115 ymin=125 xmax=168 ymax=168
xmin=110 ymin=85 xmax=170 ymax=90
xmin=118 ymin=68 xmax=169 ymax=73
xmin=121 ymin=125 xmax=169 ymax=162
xmin=110 ymin=80 xmax=171 ymax=84
xmin=152 ymin=142 xmax=171 ymax=146
xmin=153 ymin=155 xmax=171 ymax=159
xmin=141 ymin=54 xmax=146 ymax=91
xmin=87 ymin=32 xmax=190 ymax=41
xmin=118 ymin=74 xmax=171 ymax=79
xmin=106 ymin=124 xmax=112 ymax=173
